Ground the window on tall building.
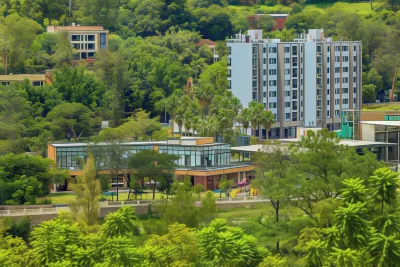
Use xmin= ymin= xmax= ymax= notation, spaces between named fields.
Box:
xmin=335 ymin=56 xmax=340 ymax=62
xmin=285 ymin=113 xmax=290 ymax=120
xmin=327 ymin=67 xmax=330 ymax=73
xmin=335 ymin=67 xmax=340 ymax=73
xmin=327 ymin=78 xmax=330 ymax=84
xmin=354 ymin=87 xmax=357 ymax=93
xmin=269 ymin=58 xmax=276 ymax=64
xmin=343 ymin=77 xmax=349 ymax=83
xmin=269 ymin=47 xmax=277 ymax=53
xmin=292 ymin=79 xmax=298 ymax=88
xmin=269 ymin=69 xmax=277 ymax=75
xmin=228 ymin=46 xmax=232 ymax=55
xmin=343 ymin=56 xmax=349 ymax=62
xmin=284 ymin=47 xmax=290 ymax=53
xmin=269 ymin=102 xmax=277 ymax=108
xmin=343 ymin=88 xmax=348 ymax=93
xmin=263 ymin=69 xmax=266 ymax=75
xmin=253 ymin=92 xmax=257 ymax=100
xmin=228 ymin=80 xmax=231 ymax=89
xmin=73 ymin=43 xmax=80 ymax=49
xmin=88 ymin=52 xmax=94 ymax=58
xmin=263 ymin=81 xmax=266 ymax=86
xmin=301 ymin=79 xmax=303 ymax=86
xmin=285 ymin=91 xmax=290 ymax=96
xmin=354 ymin=46 xmax=357 ymax=51
xmin=253 ymin=80 xmax=257 ymax=87
xmin=354 ymin=98 xmax=356 ymax=104
xmin=327 ymin=89 xmax=330 ymax=95
xmin=292 ymin=112 xmax=298 ymax=121
xmin=335 ymin=46 xmax=340 ymax=52
xmin=343 ymin=67 xmax=348 ymax=72
xmin=317 ymin=46 xmax=322 ymax=52
xmin=353 ymin=66 xmax=356 ymax=72
xmin=71 ymin=35 xmax=80 ymax=41
xmin=285 ymin=80 xmax=290 ymax=86
xmin=263 ymin=58 xmax=266 ymax=64
xmin=263 ymin=47 xmax=266 ymax=53
xmin=327 ymin=110 xmax=330 ymax=117
xmin=335 ymin=88 xmax=340 ymax=94
xmin=334 ymin=78 xmax=340 ymax=84
xmin=269 ymin=91 xmax=277 ymax=97
xmin=292 ymin=57 xmax=297 ymax=67
xmin=354 ymin=77 xmax=356 ymax=83
xmin=342 ymin=46 xmax=348 ymax=51
xmin=335 ymin=99 xmax=339 ymax=105
xmin=293 ymin=69 xmax=297 ymax=77
xmin=285 ymin=58 xmax=290 ymax=64
xmin=292 ymin=46 xmax=297 ymax=55
xmin=335 ymin=110 xmax=340 ymax=117
xmin=327 ymin=46 xmax=330 ymax=52
xmin=354 ymin=56 xmax=357 ymax=61
xmin=263 ymin=92 xmax=266 ymax=97
xmin=285 ymin=102 xmax=290 ymax=107
xmin=327 ymin=57 xmax=330 ymax=63
xmin=292 ymin=90 xmax=298 ymax=99
xmin=285 ymin=69 xmax=290 ymax=75
xmin=269 ymin=80 xmax=276 ymax=86
xmin=343 ymin=99 xmax=349 ymax=104
xmin=327 ymin=99 xmax=330 ymax=105
xmin=228 ymin=69 xmax=231 ymax=77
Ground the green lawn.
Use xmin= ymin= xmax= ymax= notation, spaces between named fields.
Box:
xmin=363 ymin=104 xmax=400 ymax=111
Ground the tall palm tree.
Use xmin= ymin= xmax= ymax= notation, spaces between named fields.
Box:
xmin=260 ymin=110 xmax=275 ymax=140
xmin=206 ymin=116 xmax=219 ymax=139
xmin=249 ymin=102 xmax=264 ymax=138
xmin=237 ymin=108 xmax=251 ymax=134
xmin=369 ymin=167 xmax=400 ymax=215
xmin=174 ymin=106 xmax=186 ymax=137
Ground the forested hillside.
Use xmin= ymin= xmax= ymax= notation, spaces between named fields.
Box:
xmin=0 ymin=0 xmax=399 ymax=155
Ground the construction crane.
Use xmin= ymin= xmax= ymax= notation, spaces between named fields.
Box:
xmin=390 ymin=67 xmax=398 ymax=102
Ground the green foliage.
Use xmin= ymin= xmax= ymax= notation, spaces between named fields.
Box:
xmin=0 ymin=153 xmax=60 ymax=204
xmin=340 ymin=178 xmax=367 ymax=204
xmin=197 ymin=218 xmax=266 ymax=266
xmin=69 ymin=154 xmax=101 ymax=226
xmin=369 ymin=167 xmax=399 ymax=214
xmin=101 ymin=206 xmax=140 ymax=238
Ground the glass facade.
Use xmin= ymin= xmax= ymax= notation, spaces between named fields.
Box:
xmin=55 ymin=143 xmax=231 ymax=169
xmin=158 ymin=144 xmax=231 ymax=167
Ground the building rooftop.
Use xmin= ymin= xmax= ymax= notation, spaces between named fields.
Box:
xmin=47 ymin=25 xmax=108 ymax=33
xmin=361 ymin=121 xmax=400 ymax=127
xmin=231 ymin=139 xmax=397 ymax=153
xmin=49 ymin=137 xmax=225 ymax=148
xmin=0 ymin=74 xmax=46 ymax=81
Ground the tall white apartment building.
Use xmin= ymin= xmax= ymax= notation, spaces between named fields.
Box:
xmin=227 ymin=29 xmax=362 ymax=139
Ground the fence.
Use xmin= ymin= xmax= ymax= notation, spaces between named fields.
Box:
xmin=0 ymin=196 xmax=269 ymax=217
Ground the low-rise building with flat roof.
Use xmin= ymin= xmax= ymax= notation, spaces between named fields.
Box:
xmin=47 ymin=25 xmax=109 ymax=62
xmin=0 ymin=70 xmax=53 ymax=86
xmin=47 ymin=137 xmax=254 ymax=191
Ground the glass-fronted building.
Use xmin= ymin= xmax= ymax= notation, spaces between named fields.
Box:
xmin=47 ymin=137 xmax=254 ymax=191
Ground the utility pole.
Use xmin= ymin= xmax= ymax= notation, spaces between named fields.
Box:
xmin=164 ymin=92 xmax=167 ymax=123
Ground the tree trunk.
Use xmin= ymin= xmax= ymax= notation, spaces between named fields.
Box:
xmin=116 ymin=175 xmax=119 ymax=201
xmin=153 ymin=183 xmax=156 ymax=200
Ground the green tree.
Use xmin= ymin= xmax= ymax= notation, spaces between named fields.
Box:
xmin=128 ymin=150 xmax=178 ymax=199
xmin=218 ymin=177 xmax=233 ymax=198
xmin=367 ymin=233 xmax=400 ymax=267
xmin=363 ymin=84 xmax=376 ymax=103
xmin=197 ymin=218 xmax=266 ymax=266
xmin=52 ymin=31 xmax=76 ymax=67
xmin=340 ymin=178 xmax=367 ymax=204
xmin=256 ymin=15 xmax=276 ymax=32
xmin=46 ymin=102 xmax=95 ymax=141
xmin=369 ymin=167 xmax=399 ymax=215
xmin=69 ymin=154 xmax=101 ymax=226
xmin=260 ymin=110 xmax=275 ymax=140
xmin=101 ymin=206 xmax=140 ymax=238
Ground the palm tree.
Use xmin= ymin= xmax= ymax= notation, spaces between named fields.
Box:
xmin=101 ymin=206 xmax=140 ymax=238
xmin=206 ymin=116 xmax=219 ymax=139
xmin=237 ymin=108 xmax=251 ymax=134
xmin=183 ymin=111 xmax=193 ymax=136
xmin=194 ymin=85 xmax=214 ymax=118
xmin=174 ymin=107 xmax=186 ymax=137
xmin=249 ymin=102 xmax=264 ymax=138
xmin=328 ymin=248 xmax=361 ymax=267
xmin=260 ymin=110 xmax=275 ymax=140
xmin=369 ymin=167 xmax=400 ymax=215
